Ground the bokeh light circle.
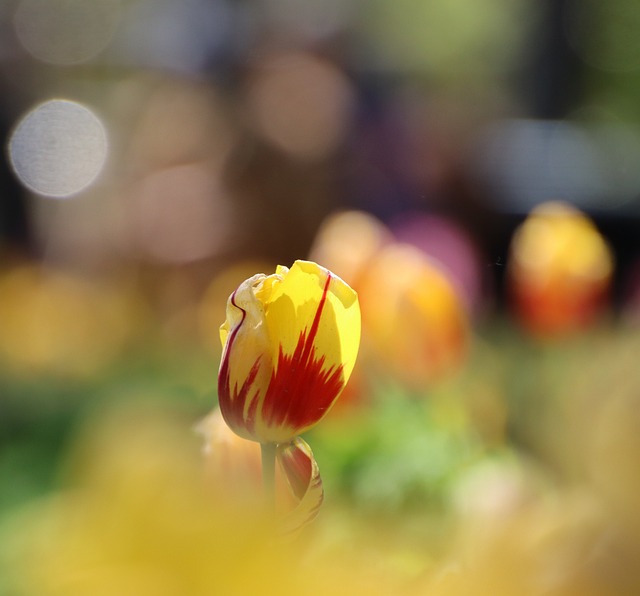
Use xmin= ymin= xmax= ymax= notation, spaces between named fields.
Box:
xmin=13 ymin=0 xmax=121 ymax=65
xmin=8 ymin=99 xmax=108 ymax=198
xmin=247 ymin=52 xmax=354 ymax=161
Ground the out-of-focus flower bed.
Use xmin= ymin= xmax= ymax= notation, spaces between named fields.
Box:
xmin=2 ymin=207 xmax=640 ymax=594
xmin=3 ymin=1 xmax=640 ymax=592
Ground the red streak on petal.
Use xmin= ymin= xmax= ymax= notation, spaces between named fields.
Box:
xmin=261 ymin=273 xmax=345 ymax=434
xmin=218 ymin=289 xmax=261 ymax=437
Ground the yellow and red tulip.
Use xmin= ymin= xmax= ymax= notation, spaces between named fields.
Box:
xmin=508 ymin=202 xmax=614 ymax=338
xmin=214 ymin=260 xmax=359 ymax=526
xmin=217 ymin=260 xmax=360 ymax=444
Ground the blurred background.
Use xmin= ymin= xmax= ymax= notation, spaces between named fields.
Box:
xmin=2 ymin=0 xmax=640 ymax=594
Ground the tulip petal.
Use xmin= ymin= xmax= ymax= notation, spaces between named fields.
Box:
xmin=218 ymin=274 xmax=276 ymax=440
xmin=261 ymin=261 xmax=360 ymax=378
xmin=255 ymin=261 xmax=360 ymax=441
xmin=277 ymin=437 xmax=324 ymax=535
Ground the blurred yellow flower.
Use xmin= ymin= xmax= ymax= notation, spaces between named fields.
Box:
xmin=0 ymin=265 xmax=141 ymax=377
xmin=508 ymin=202 xmax=614 ymax=338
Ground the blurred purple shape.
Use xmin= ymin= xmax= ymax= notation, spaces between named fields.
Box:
xmin=391 ymin=212 xmax=485 ymax=313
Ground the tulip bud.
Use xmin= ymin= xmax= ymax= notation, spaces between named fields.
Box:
xmin=217 ymin=260 xmax=361 ymax=444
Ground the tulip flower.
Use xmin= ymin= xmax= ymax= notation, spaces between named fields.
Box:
xmin=508 ymin=202 xmax=613 ymax=338
xmin=358 ymin=243 xmax=469 ymax=388
xmin=216 ymin=259 xmax=360 ymax=511
xmin=218 ymin=260 xmax=360 ymax=444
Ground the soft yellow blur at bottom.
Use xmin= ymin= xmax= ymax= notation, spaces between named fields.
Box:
xmin=6 ymin=396 xmax=640 ymax=596
xmin=4 ymin=405 xmax=397 ymax=596
xmin=8 ymin=407 xmax=281 ymax=595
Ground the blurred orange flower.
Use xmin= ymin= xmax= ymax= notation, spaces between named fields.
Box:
xmin=308 ymin=210 xmax=392 ymax=289
xmin=309 ymin=211 xmax=470 ymax=391
xmin=358 ymin=243 xmax=469 ymax=388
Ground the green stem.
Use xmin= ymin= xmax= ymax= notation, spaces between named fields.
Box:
xmin=260 ymin=442 xmax=277 ymax=509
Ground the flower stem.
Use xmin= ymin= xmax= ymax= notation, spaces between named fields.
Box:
xmin=260 ymin=442 xmax=277 ymax=509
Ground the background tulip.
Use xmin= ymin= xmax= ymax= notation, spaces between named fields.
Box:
xmin=308 ymin=210 xmax=393 ymax=290
xmin=507 ymin=202 xmax=614 ymax=339
xmin=358 ymin=243 xmax=469 ymax=388
xmin=5 ymin=1 xmax=640 ymax=592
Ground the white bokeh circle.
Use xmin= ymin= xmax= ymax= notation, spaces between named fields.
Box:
xmin=8 ymin=99 xmax=108 ymax=198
